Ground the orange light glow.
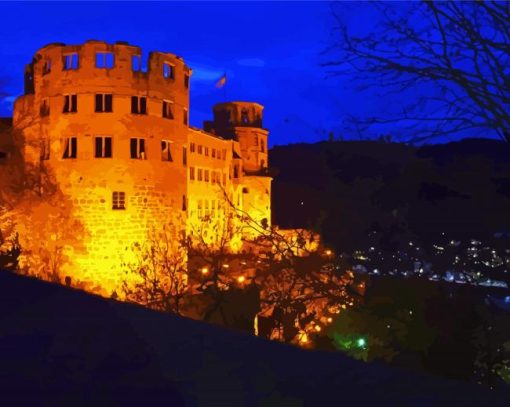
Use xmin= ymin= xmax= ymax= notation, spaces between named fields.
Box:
xmin=237 ymin=275 xmax=246 ymax=283
xmin=201 ymin=267 xmax=209 ymax=275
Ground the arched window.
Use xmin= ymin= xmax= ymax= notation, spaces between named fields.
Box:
xmin=241 ymin=109 xmax=249 ymax=124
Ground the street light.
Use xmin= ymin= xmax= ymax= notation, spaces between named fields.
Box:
xmin=356 ymin=338 xmax=366 ymax=348
xmin=201 ymin=267 xmax=209 ymax=275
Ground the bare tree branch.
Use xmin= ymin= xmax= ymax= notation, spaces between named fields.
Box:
xmin=325 ymin=1 xmax=510 ymax=143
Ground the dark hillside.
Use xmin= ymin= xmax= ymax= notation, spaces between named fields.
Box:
xmin=271 ymin=139 xmax=510 ymax=251
xmin=1 ymin=271 xmax=508 ymax=405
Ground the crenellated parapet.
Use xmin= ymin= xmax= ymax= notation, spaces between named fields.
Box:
xmin=25 ymin=41 xmax=190 ymax=103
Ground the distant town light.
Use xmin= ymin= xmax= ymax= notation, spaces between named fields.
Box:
xmin=357 ymin=338 xmax=366 ymax=348
xmin=201 ymin=267 xmax=209 ymax=275
xmin=315 ymin=325 xmax=322 ymax=332
xmin=237 ymin=275 xmax=246 ymax=283
xmin=325 ymin=249 xmax=332 ymax=256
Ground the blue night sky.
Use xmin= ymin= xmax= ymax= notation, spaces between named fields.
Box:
xmin=0 ymin=1 xmax=439 ymax=146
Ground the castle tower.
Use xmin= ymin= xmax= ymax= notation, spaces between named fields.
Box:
xmin=9 ymin=41 xmax=273 ymax=294
xmin=204 ymin=102 xmax=272 ymax=232
xmin=13 ymin=41 xmax=192 ymax=292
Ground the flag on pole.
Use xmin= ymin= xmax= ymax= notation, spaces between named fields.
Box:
xmin=215 ymin=72 xmax=227 ymax=88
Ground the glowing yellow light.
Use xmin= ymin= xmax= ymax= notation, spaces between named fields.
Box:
xmin=222 ymin=264 xmax=230 ymax=269
xmin=325 ymin=249 xmax=332 ymax=256
xmin=237 ymin=275 xmax=245 ymax=283
xmin=201 ymin=267 xmax=209 ymax=275
xmin=315 ymin=325 xmax=321 ymax=332
xmin=327 ymin=317 xmax=333 ymax=323
xmin=299 ymin=332 xmax=309 ymax=344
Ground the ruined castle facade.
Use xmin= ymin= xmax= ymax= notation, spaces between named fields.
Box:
xmin=11 ymin=41 xmax=271 ymax=292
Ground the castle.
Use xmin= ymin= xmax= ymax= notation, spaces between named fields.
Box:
xmin=5 ymin=41 xmax=272 ymax=292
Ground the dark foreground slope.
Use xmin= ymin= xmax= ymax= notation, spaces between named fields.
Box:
xmin=0 ymin=271 xmax=508 ymax=406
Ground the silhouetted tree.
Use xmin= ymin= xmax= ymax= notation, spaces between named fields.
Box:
xmin=122 ymin=223 xmax=189 ymax=315
xmin=0 ymin=126 xmax=86 ymax=284
xmin=325 ymin=1 xmax=510 ymax=142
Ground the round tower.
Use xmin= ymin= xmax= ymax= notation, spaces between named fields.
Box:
xmin=13 ymin=41 xmax=193 ymax=293
xmin=205 ymin=101 xmax=268 ymax=173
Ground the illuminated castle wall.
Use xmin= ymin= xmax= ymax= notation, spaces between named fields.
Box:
xmin=12 ymin=41 xmax=271 ymax=293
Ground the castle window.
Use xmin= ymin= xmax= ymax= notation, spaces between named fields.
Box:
xmin=222 ymin=149 xmax=227 ymax=160
xmin=204 ymin=169 xmax=210 ymax=182
xmin=131 ymin=96 xmax=147 ymax=115
xmin=40 ymin=99 xmax=50 ymax=117
xmin=163 ymin=63 xmax=174 ymax=79
xmin=241 ymin=109 xmax=249 ymax=124
xmin=233 ymin=165 xmax=239 ymax=178
xmin=197 ymin=168 xmax=203 ymax=181
xmin=63 ymin=94 xmax=77 ymax=113
xmin=211 ymin=200 xmax=215 ymax=218
xmin=242 ymin=187 xmax=249 ymax=194
xmin=198 ymin=200 xmax=202 ymax=217
xmin=222 ymin=173 xmax=227 ymax=186
xmin=197 ymin=145 xmax=203 ymax=154
xmin=183 ymin=108 xmax=188 ymax=126
xmin=162 ymin=100 xmax=174 ymax=119
xmin=184 ymin=74 xmax=189 ymax=89
xmin=204 ymin=147 xmax=209 ymax=157
xmin=261 ymin=140 xmax=265 ymax=153
xmin=42 ymin=59 xmax=51 ymax=75
xmin=161 ymin=140 xmax=173 ymax=161
xmin=190 ymin=142 xmax=196 ymax=153
xmin=95 ymin=94 xmax=113 ymax=112
xmin=40 ymin=138 xmax=50 ymax=161
xmin=190 ymin=166 xmax=195 ymax=180
xmin=63 ymin=53 xmax=79 ymax=70
xmin=95 ymin=136 xmax=112 ymax=158
xmin=212 ymin=148 xmax=216 ymax=158
xmin=112 ymin=191 xmax=125 ymax=210
xmin=96 ymin=52 xmax=114 ymax=69
xmin=62 ymin=136 xmax=77 ymax=159
xmin=182 ymin=195 xmax=187 ymax=211
xmin=130 ymin=138 xmax=146 ymax=159
xmin=205 ymin=200 xmax=209 ymax=216
xmin=183 ymin=146 xmax=187 ymax=165
xmin=132 ymin=55 xmax=142 ymax=72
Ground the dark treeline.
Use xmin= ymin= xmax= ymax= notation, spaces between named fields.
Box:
xmin=271 ymin=138 xmax=510 ymax=252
